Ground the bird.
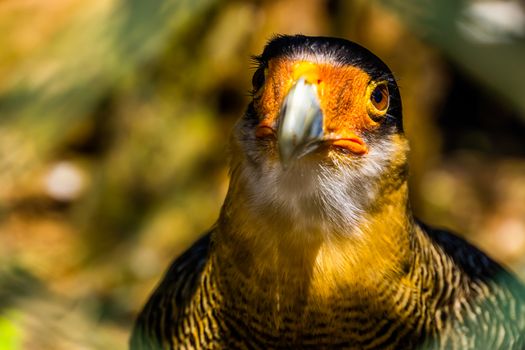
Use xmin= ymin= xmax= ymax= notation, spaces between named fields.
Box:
xmin=130 ymin=35 xmax=525 ymax=349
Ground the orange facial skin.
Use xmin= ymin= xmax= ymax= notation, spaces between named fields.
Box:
xmin=254 ymin=58 xmax=387 ymax=156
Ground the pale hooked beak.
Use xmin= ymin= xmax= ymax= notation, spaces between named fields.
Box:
xmin=277 ymin=78 xmax=324 ymax=167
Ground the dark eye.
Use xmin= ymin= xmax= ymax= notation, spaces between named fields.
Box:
xmin=370 ymin=84 xmax=389 ymax=112
xmin=252 ymin=68 xmax=265 ymax=90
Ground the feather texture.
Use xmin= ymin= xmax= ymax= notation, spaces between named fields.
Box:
xmin=130 ymin=35 xmax=525 ymax=349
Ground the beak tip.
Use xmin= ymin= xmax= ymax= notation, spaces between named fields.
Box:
xmin=277 ymin=136 xmax=295 ymax=168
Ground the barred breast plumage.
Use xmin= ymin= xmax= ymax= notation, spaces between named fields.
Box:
xmin=130 ymin=35 xmax=525 ymax=349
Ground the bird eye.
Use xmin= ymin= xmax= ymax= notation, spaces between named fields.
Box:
xmin=252 ymin=68 xmax=266 ymax=90
xmin=367 ymin=82 xmax=389 ymax=120
xmin=370 ymin=83 xmax=389 ymax=111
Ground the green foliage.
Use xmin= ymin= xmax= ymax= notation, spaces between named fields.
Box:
xmin=0 ymin=313 xmax=22 ymax=350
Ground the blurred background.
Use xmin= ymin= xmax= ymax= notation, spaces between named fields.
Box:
xmin=1 ymin=0 xmax=524 ymax=348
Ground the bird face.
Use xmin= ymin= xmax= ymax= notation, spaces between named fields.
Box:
xmin=231 ymin=35 xmax=408 ymax=234
xmin=254 ymin=58 xmax=390 ymax=165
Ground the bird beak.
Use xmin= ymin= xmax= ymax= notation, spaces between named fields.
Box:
xmin=277 ymin=77 xmax=324 ymax=167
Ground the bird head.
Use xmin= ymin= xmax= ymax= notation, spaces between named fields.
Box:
xmin=230 ymin=35 xmax=409 ymax=235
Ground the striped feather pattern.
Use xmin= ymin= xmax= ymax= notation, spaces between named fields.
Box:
xmin=130 ymin=35 xmax=525 ymax=350
xmin=130 ymin=223 xmax=525 ymax=349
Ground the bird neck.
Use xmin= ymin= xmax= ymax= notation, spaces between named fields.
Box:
xmin=213 ymin=158 xmax=416 ymax=306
